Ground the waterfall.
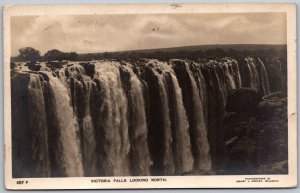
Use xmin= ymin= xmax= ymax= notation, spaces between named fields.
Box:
xmin=223 ymin=60 xmax=237 ymax=89
xmin=231 ymin=60 xmax=242 ymax=88
xmin=149 ymin=60 xmax=194 ymax=174
xmin=92 ymin=62 xmax=130 ymax=176
xmin=11 ymin=55 xmax=284 ymax=177
xmin=184 ymin=63 xmax=212 ymax=172
xmin=60 ymin=64 xmax=98 ymax=176
xmin=245 ymin=57 xmax=259 ymax=89
xmin=147 ymin=63 xmax=175 ymax=175
xmin=47 ymin=72 xmax=84 ymax=177
xmin=213 ymin=67 xmax=227 ymax=107
xmin=27 ymin=74 xmax=51 ymax=177
xmin=81 ymin=81 xmax=98 ymax=176
xmin=257 ymin=58 xmax=270 ymax=95
xmin=169 ymin=73 xmax=194 ymax=174
xmin=121 ymin=64 xmax=152 ymax=176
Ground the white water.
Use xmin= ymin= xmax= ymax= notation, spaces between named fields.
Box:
xmin=27 ymin=74 xmax=51 ymax=177
xmin=122 ymin=64 xmax=152 ymax=175
xmin=81 ymin=81 xmax=98 ymax=176
xmin=169 ymin=73 xmax=194 ymax=173
xmin=150 ymin=60 xmax=194 ymax=174
xmin=257 ymin=58 xmax=270 ymax=95
xmin=12 ymin=56 xmax=277 ymax=177
xmin=94 ymin=62 xmax=130 ymax=176
xmin=224 ymin=61 xmax=237 ymax=89
xmin=47 ymin=73 xmax=84 ymax=177
xmin=245 ymin=58 xmax=260 ymax=89
xmin=149 ymin=63 xmax=175 ymax=174
xmin=185 ymin=64 xmax=212 ymax=172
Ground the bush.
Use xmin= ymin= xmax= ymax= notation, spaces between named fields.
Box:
xmin=18 ymin=47 xmax=41 ymax=61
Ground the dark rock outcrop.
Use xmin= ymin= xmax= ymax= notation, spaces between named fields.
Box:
xmin=11 ymin=73 xmax=32 ymax=178
xmin=225 ymin=88 xmax=261 ymax=112
xmin=79 ymin=62 xmax=95 ymax=77
xmin=258 ymin=92 xmax=287 ymax=121
xmin=27 ymin=62 xmax=42 ymax=71
xmin=222 ymin=91 xmax=288 ymax=175
xmin=11 ymin=61 xmax=17 ymax=69
xmin=46 ymin=61 xmax=63 ymax=69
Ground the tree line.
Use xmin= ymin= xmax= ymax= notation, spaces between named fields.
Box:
xmin=14 ymin=47 xmax=79 ymax=62
xmin=77 ymin=48 xmax=286 ymax=61
xmin=12 ymin=46 xmax=286 ymax=62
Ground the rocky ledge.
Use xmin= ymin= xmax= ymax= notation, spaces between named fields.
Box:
xmin=222 ymin=89 xmax=288 ymax=174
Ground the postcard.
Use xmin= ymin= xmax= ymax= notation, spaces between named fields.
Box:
xmin=3 ymin=3 xmax=297 ymax=189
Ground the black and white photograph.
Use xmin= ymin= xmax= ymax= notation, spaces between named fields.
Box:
xmin=3 ymin=4 xmax=297 ymax=189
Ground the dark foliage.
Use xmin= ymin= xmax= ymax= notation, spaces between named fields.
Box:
xmin=17 ymin=47 xmax=41 ymax=61
xmin=12 ymin=45 xmax=286 ymax=63
xmin=78 ymin=47 xmax=287 ymax=61
xmin=44 ymin=49 xmax=79 ymax=61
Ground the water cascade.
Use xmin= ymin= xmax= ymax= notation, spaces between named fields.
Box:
xmin=11 ymin=57 xmax=286 ymax=177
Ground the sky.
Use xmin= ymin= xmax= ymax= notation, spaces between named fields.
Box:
xmin=11 ymin=13 xmax=286 ymax=56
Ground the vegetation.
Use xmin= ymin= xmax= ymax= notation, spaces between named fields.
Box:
xmin=44 ymin=49 xmax=78 ymax=61
xmin=78 ymin=47 xmax=286 ymax=62
xmin=11 ymin=45 xmax=287 ymax=62
xmin=13 ymin=47 xmax=79 ymax=62
xmin=17 ymin=47 xmax=41 ymax=61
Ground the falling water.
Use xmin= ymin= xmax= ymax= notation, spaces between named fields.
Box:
xmin=223 ymin=61 xmax=237 ymax=89
xmin=27 ymin=74 xmax=51 ymax=177
xmin=81 ymin=81 xmax=98 ymax=176
xmin=150 ymin=60 xmax=194 ymax=174
xmin=59 ymin=64 xmax=98 ymax=176
xmin=184 ymin=63 xmax=212 ymax=172
xmin=47 ymin=73 xmax=84 ymax=177
xmin=11 ymin=55 xmax=284 ymax=177
xmin=257 ymin=58 xmax=270 ymax=95
xmin=148 ymin=63 xmax=175 ymax=175
xmin=245 ymin=58 xmax=260 ymax=89
xmin=122 ymin=64 xmax=152 ymax=176
xmin=93 ymin=62 xmax=130 ymax=176
xmin=169 ymin=73 xmax=194 ymax=174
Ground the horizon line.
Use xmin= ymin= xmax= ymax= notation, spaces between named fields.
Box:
xmin=11 ymin=43 xmax=287 ymax=57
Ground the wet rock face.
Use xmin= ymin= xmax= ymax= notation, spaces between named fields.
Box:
xmin=11 ymin=73 xmax=32 ymax=177
xmin=261 ymin=57 xmax=287 ymax=94
xmin=26 ymin=62 xmax=42 ymax=71
xmin=225 ymin=88 xmax=261 ymax=113
xmin=11 ymin=62 xmax=17 ymax=69
xmin=46 ymin=61 xmax=63 ymax=69
xmin=140 ymin=66 xmax=168 ymax=175
xmin=79 ymin=62 xmax=95 ymax=77
xmin=258 ymin=92 xmax=287 ymax=122
xmin=222 ymin=92 xmax=288 ymax=175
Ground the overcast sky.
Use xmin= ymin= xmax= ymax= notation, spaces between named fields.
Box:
xmin=11 ymin=13 xmax=286 ymax=56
